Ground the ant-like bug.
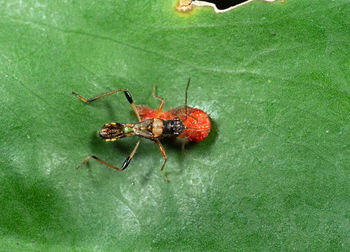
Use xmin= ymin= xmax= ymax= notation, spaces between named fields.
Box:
xmin=72 ymin=78 xmax=210 ymax=182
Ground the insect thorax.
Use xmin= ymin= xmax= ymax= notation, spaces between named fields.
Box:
xmin=131 ymin=118 xmax=185 ymax=139
xmin=162 ymin=117 xmax=185 ymax=137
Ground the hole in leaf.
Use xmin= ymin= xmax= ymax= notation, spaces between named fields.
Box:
xmin=203 ymin=0 xmax=251 ymax=10
xmin=176 ymin=0 xmax=279 ymax=13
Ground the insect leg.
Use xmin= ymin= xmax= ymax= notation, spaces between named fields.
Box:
xmin=155 ymin=139 xmax=169 ymax=183
xmin=76 ymin=137 xmax=142 ymax=171
xmin=123 ymin=137 xmax=142 ymax=170
xmin=71 ymin=88 xmax=141 ymax=122
xmin=152 ymin=85 xmax=165 ymax=117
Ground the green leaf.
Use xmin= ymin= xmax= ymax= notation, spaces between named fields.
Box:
xmin=1 ymin=0 xmax=350 ymax=250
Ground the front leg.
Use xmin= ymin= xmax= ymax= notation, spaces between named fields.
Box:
xmin=71 ymin=88 xmax=141 ymax=122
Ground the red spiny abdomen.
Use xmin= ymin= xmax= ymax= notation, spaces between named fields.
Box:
xmin=137 ymin=106 xmax=211 ymax=142
xmin=180 ymin=108 xmax=211 ymax=142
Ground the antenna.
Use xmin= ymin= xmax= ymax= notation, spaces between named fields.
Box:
xmin=185 ymin=77 xmax=191 ymax=121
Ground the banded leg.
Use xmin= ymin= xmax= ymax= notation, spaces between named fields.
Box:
xmin=72 ymin=88 xmax=141 ymax=122
xmin=155 ymin=139 xmax=169 ymax=183
xmin=77 ymin=137 xmax=142 ymax=171
xmin=152 ymin=85 xmax=165 ymax=117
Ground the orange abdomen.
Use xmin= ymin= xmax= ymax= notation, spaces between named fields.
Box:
xmin=180 ymin=109 xmax=211 ymax=142
xmin=137 ymin=106 xmax=211 ymax=142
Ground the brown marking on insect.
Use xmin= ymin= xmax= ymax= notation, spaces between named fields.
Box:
xmin=152 ymin=118 xmax=164 ymax=138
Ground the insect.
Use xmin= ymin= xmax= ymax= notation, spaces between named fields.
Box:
xmin=71 ymin=78 xmax=211 ymax=182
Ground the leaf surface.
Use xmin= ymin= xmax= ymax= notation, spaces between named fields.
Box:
xmin=1 ymin=0 xmax=350 ymax=250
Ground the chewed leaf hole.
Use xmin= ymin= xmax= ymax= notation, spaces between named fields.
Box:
xmin=176 ymin=0 xmax=279 ymax=13
xmin=203 ymin=0 xmax=254 ymax=10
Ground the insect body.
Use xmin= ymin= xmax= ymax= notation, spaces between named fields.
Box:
xmin=72 ymin=78 xmax=210 ymax=182
xmin=99 ymin=118 xmax=185 ymax=141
